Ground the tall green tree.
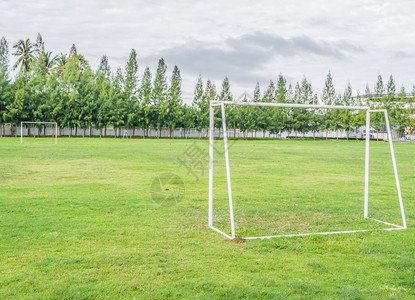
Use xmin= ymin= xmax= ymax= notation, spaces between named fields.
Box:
xmin=77 ymin=67 xmax=96 ymax=136
xmin=56 ymin=44 xmax=90 ymax=136
xmin=351 ymin=93 xmax=366 ymax=140
xmin=124 ymin=49 xmax=139 ymax=101
xmin=374 ymin=74 xmax=384 ymax=102
xmin=275 ymin=74 xmax=287 ymax=103
xmin=253 ymin=82 xmax=261 ymax=102
xmin=124 ymin=49 xmax=139 ymax=135
xmin=384 ymin=75 xmax=396 ymax=110
xmin=192 ymin=75 xmax=207 ymax=137
xmin=67 ymin=44 xmax=88 ymax=74
xmin=219 ymin=76 xmax=232 ymax=102
xmin=45 ymin=72 xmax=66 ymax=135
xmin=340 ymin=82 xmax=353 ymax=140
xmin=330 ymin=93 xmax=344 ymax=139
xmin=321 ymin=71 xmax=336 ymax=139
xmin=364 ymin=84 xmax=372 ymax=106
xmin=152 ymin=58 xmax=168 ymax=137
xmin=110 ymin=67 xmax=125 ymax=137
xmin=138 ymin=66 xmax=152 ymax=137
xmin=271 ymin=75 xmax=289 ymax=137
xmin=372 ymin=75 xmax=385 ymax=140
xmin=219 ymin=76 xmax=235 ymax=133
xmin=251 ymin=82 xmax=266 ymax=137
xmin=237 ymin=93 xmax=254 ymax=138
xmin=192 ymin=75 xmax=204 ymax=108
xmin=35 ymin=33 xmax=45 ymax=53
xmin=165 ymin=65 xmax=183 ymax=137
xmin=0 ymin=36 xmax=11 ymax=133
xmin=97 ymin=55 xmax=111 ymax=78
xmin=391 ymin=86 xmax=408 ymax=134
xmin=263 ymin=80 xmax=275 ymax=102
xmin=259 ymin=80 xmax=277 ymax=136
xmin=300 ymin=77 xmax=313 ymax=104
xmin=0 ymin=38 xmax=12 ymax=134
xmin=96 ymin=55 xmax=113 ymax=136
xmin=181 ymin=104 xmax=195 ymax=138
xmin=26 ymin=63 xmax=48 ymax=132
xmin=6 ymin=79 xmax=27 ymax=127
xmin=204 ymin=80 xmax=217 ymax=104
xmin=322 ymin=71 xmax=336 ymax=105
xmin=60 ymin=56 xmax=81 ymax=136
xmin=290 ymin=78 xmax=313 ymax=136
xmin=204 ymin=80 xmax=221 ymax=135
xmin=0 ymin=71 xmax=11 ymax=125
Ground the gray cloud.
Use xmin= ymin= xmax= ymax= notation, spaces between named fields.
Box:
xmin=392 ymin=50 xmax=413 ymax=59
xmin=143 ymin=32 xmax=364 ymax=85
xmin=225 ymin=33 xmax=350 ymax=58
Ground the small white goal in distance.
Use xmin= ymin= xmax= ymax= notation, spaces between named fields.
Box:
xmin=21 ymin=121 xmax=58 ymax=144
xmin=208 ymin=101 xmax=407 ymax=240
xmin=122 ymin=130 xmax=130 ymax=139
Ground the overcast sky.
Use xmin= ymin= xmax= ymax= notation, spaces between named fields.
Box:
xmin=1 ymin=0 xmax=415 ymax=102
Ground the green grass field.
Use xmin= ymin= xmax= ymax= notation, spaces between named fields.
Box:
xmin=0 ymin=137 xmax=414 ymax=298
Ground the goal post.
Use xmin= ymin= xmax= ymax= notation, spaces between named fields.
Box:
xmin=208 ymin=101 xmax=406 ymax=240
xmin=21 ymin=121 xmax=58 ymax=144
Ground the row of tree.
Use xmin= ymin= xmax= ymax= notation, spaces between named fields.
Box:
xmin=0 ymin=34 xmax=414 ymax=138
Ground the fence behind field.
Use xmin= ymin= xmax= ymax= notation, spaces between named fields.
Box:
xmin=1 ymin=124 xmax=409 ymax=141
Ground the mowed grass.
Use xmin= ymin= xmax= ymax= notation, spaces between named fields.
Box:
xmin=0 ymin=137 xmax=414 ymax=298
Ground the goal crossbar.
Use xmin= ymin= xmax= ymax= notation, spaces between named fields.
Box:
xmin=21 ymin=121 xmax=58 ymax=144
xmin=208 ymin=101 xmax=406 ymax=240
xmin=211 ymin=100 xmax=370 ymax=110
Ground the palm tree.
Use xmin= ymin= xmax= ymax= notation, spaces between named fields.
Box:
xmin=39 ymin=51 xmax=58 ymax=75
xmin=12 ymin=39 xmax=38 ymax=74
xmin=54 ymin=53 xmax=67 ymax=74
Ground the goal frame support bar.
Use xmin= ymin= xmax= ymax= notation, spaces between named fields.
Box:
xmin=208 ymin=101 xmax=406 ymax=240
xmin=21 ymin=121 xmax=58 ymax=144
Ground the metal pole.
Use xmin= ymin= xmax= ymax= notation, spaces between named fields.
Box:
xmin=208 ymin=103 xmax=214 ymax=227
xmin=364 ymin=110 xmax=370 ymax=218
xmin=20 ymin=122 xmax=23 ymax=144
xmin=221 ymin=103 xmax=235 ymax=239
xmin=55 ymin=123 xmax=58 ymax=144
xmin=384 ymin=110 xmax=406 ymax=228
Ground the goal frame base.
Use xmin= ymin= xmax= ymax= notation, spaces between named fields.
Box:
xmin=210 ymin=218 xmax=405 ymax=240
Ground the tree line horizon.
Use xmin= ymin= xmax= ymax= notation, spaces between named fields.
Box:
xmin=0 ymin=34 xmax=414 ymax=138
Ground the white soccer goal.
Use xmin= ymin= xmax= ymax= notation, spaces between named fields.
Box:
xmin=208 ymin=101 xmax=406 ymax=240
xmin=21 ymin=122 xmax=58 ymax=144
